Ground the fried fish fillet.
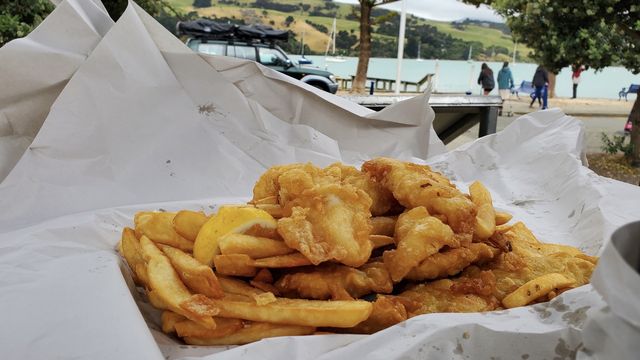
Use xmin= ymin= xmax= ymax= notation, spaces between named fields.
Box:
xmin=362 ymin=158 xmax=477 ymax=244
xmin=277 ymin=183 xmax=373 ymax=267
xmin=383 ymin=207 xmax=458 ymax=282
xmin=325 ymin=163 xmax=398 ymax=216
xmin=347 ymin=295 xmax=411 ymax=334
xmin=405 ymin=243 xmax=500 ymax=281
xmin=252 ymin=163 xmax=341 ymax=205
xmin=464 ymin=222 xmax=597 ymax=302
xmin=399 ymin=271 xmax=499 ymax=316
xmin=275 ymin=262 xmax=393 ymax=300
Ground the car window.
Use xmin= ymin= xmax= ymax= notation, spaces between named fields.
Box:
xmin=258 ymin=47 xmax=287 ymax=66
xmin=197 ymin=43 xmax=226 ymax=56
xmin=229 ymin=45 xmax=256 ymax=61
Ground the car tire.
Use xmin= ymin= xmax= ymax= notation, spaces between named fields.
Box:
xmin=307 ymin=82 xmax=328 ymax=92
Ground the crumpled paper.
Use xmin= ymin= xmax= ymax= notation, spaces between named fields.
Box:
xmin=0 ymin=1 xmax=639 ymax=360
xmin=0 ymin=1 xmax=440 ymax=232
xmin=0 ymin=0 xmax=112 ymax=181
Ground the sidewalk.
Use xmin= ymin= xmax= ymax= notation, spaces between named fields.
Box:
xmin=505 ymin=96 xmax=634 ymax=117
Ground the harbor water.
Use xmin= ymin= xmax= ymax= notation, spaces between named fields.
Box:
xmin=293 ymin=55 xmax=640 ymax=100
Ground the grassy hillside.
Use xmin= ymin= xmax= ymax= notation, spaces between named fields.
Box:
xmin=169 ymin=0 xmax=531 ymax=61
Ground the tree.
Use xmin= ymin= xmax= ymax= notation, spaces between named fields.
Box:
xmin=0 ymin=0 xmax=54 ymax=47
xmin=284 ymin=15 xmax=294 ymax=27
xmin=102 ymin=0 xmax=179 ymax=21
xmin=465 ymin=0 xmax=640 ymax=164
xmin=351 ymin=0 xmax=399 ymax=94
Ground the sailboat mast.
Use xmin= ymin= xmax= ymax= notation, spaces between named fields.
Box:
xmin=332 ymin=18 xmax=336 ymax=55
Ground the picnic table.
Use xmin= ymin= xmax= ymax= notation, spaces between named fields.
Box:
xmin=336 ymin=73 xmax=434 ymax=93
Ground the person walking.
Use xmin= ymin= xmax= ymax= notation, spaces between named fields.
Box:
xmin=530 ymin=65 xmax=549 ymax=108
xmin=477 ymin=63 xmax=495 ymax=95
xmin=571 ymin=64 xmax=585 ymax=99
xmin=497 ymin=61 xmax=514 ymax=115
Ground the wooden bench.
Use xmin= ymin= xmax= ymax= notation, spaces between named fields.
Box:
xmin=619 ymin=84 xmax=639 ymax=101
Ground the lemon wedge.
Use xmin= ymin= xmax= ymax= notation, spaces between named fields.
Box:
xmin=194 ymin=206 xmax=277 ymax=267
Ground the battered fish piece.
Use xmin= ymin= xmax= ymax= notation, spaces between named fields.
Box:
xmin=362 ymin=158 xmax=477 ymax=244
xmin=251 ymin=163 xmax=340 ymax=206
xmin=275 ymin=262 xmax=393 ymax=300
xmin=347 ymin=295 xmax=412 ymax=334
xmin=277 ymin=183 xmax=373 ymax=267
xmin=383 ymin=207 xmax=458 ymax=282
xmin=399 ymin=271 xmax=499 ymax=316
xmin=464 ymin=222 xmax=597 ymax=302
xmin=325 ymin=163 xmax=397 ymax=216
xmin=405 ymin=243 xmax=500 ymax=281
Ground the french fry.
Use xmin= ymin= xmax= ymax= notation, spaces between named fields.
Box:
xmin=148 ymin=290 xmax=168 ymax=309
xmin=218 ymin=233 xmax=294 ymax=258
xmin=251 ymin=196 xmax=278 ymax=205
xmin=161 ymin=311 xmax=186 ymax=333
xmin=502 ymin=273 xmax=575 ymax=308
xmin=135 ymin=212 xmax=194 ymax=251
xmin=250 ymin=281 xmax=281 ymax=295
xmin=253 ymin=253 xmax=312 ymax=268
xmin=184 ymin=322 xmax=315 ymax=345
xmin=254 ymin=204 xmax=283 ymax=218
xmin=494 ymin=223 xmax=514 ymax=234
xmin=495 ymin=211 xmax=513 ymax=226
xmin=139 ymin=236 xmax=219 ymax=328
xmin=469 ymin=181 xmax=496 ymax=240
xmin=173 ymin=210 xmax=209 ymax=242
xmin=252 ymin=268 xmax=274 ymax=283
xmin=119 ymin=227 xmax=148 ymax=286
xmin=160 ymin=245 xmax=224 ymax=298
xmin=218 ymin=276 xmax=265 ymax=297
xmin=214 ymin=253 xmax=312 ymax=276
xmin=252 ymin=292 xmax=277 ymax=305
xmin=369 ymin=235 xmax=395 ymax=249
xmin=370 ymin=216 xmax=396 ymax=237
xmin=212 ymin=297 xmax=373 ymax=328
xmin=214 ymin=254 xmax=257 ymax=277
xmin=175 ymin=317 xmax=244 ymax=338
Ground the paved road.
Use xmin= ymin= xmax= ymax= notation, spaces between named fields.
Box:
xmin=446 ymin=113 xmax=629 ymax=154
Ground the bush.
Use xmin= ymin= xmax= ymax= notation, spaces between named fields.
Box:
xmin=192 ymin=0 xmax=211 ymax=8
xmin=601 ymin=133 xmax=634 ymax=157
xmin=305 ymin=19 xmax=328 ymax=34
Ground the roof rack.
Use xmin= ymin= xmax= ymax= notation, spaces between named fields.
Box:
xmin=177 ymin=19 xmax=289 ymax=42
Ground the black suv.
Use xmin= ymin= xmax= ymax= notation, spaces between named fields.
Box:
xmin=178 ymin=20 xmax=338 ymax=94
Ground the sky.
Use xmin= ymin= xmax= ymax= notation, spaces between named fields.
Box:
xmin=334 ymin=0 xmax=503 ymax=23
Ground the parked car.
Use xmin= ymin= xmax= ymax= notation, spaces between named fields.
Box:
xmin=178 ymin=20 xmax=338 ymax=94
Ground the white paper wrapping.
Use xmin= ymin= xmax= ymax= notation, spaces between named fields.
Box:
xmin=0 ymin=2 xmax=441 ymax=232
xmin=0 ymin=0 xmax=112 ymax=181
xmin=1 ymin=2 xmax=639 ymax=359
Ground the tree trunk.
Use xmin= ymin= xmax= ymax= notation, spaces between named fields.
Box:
xmin=630 ymin=95 xmax=640 ymax=167
xmin=548 ymin=72 xmax=556 ymax=98
xmin=352 ymin=1 xmax=373 ymax=94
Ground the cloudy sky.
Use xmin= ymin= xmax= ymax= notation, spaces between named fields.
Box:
xmin=334 ymin=0 xmax=503 ymax=23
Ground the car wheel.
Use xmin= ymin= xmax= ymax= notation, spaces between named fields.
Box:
xmin=307 ymin=82 xmax=327 ymax=92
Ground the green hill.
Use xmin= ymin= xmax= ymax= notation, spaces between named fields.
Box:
xmin=168 ymin=0 xmax=531 ymax=61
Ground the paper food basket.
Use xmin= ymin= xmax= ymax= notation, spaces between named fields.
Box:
xmin=0 ymin=1 xmax=638 ymax=359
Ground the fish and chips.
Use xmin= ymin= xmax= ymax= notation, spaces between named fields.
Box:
xmin=118 ymin=157 xmax=596 ymax=345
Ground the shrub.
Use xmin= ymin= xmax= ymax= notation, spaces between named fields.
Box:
xmin=601 ymin=133 xmax=634 ymax=157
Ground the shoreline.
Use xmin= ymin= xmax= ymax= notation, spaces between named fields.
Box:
xmin=338 ymin=91 xmax=635 ymax=118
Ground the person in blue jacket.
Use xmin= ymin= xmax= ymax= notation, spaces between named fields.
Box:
xmin=497 ymin=62 xmax=514 ymax=115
